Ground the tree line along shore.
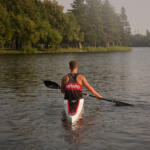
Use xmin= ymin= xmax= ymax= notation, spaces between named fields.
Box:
xmin=0 ymin=46 xmax=131 ymax=54
xmin=0 ymin=0 xmax=137 ymax=54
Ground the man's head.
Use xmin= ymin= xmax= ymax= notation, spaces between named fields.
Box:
xmin=69 ymin=60 xmax=78 ymax=71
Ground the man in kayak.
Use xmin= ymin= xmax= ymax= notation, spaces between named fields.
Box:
xmin=61 ymin=60 xmax=102 ymax=100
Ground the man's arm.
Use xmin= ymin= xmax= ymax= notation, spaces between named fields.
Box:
xmin=82 ymin=76 xmax=102 ymax=99
xmin=61 ymin=76 xmax=69 ymax=93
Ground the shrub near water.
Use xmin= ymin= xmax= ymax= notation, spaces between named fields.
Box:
xmin=107 ymin=46 xmax=132 ymax=51
xmin=23 ymin=46 xmax=38 ymax=53
xmin=84 ymin=47 xmax=107 ymax=52
xmin=84 ymin=46 xmax=132 ymax=52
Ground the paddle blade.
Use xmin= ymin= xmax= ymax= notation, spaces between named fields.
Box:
xmin=44 ymin=80 xmax=61 ymax=89
xmin=115 ymin=101 xmax=134 ymax=107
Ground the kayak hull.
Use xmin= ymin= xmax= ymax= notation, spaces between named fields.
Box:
xmin=64 ymin=99 xmax=84 ymax=123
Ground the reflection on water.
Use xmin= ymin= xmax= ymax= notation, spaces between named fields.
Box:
xmin=62 ymin=106 xmax=102 ymax=146
xmin=0 ymin=48 xmax=150 ymax=150
xmin=62 ymin=111 xmax=85 ymax=131
xmin=62 ymin=111 xmax=85 ymax=145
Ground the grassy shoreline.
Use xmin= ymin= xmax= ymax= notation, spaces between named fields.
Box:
xmin=0 ymin=46 xmax=132 ymax=54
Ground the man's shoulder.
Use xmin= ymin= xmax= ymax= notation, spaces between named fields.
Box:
xmin=78 ymin=74 xmax=85 ymax=79
xmin=62 ymin=74 xmax=69 ymax=80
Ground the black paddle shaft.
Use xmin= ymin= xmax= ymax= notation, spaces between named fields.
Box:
xmin=43 ymin=80 xmax=134 ymax=107
xmin=82 ymin=93 xmax=134 ymax=106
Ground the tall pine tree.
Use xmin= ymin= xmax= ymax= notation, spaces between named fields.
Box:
xmin=120 ymin=7 xmax=131 ymax=46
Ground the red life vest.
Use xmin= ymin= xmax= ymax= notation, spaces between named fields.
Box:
xmin=64 ymin=73 xmax=83 ymax=100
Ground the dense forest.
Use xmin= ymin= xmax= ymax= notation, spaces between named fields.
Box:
xmin=0 ymin=0 xmax=132 ymax=51
xmin=131 ymin=30 xmax=150 ymax=47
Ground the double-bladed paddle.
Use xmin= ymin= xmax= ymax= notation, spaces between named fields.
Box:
xmin=43 ymin=80 xmax=134 ymax=107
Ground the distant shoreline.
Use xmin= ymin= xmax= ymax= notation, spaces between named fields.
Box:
xmin=0 ymin=46 xmax=132 ymax=55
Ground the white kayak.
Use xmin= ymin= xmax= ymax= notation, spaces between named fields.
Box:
xmin=64 ymin=99 xmax=84 ymax=123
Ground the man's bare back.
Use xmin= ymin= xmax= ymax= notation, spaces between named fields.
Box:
xmin=61 ymin=61 xmax=102 ymax=99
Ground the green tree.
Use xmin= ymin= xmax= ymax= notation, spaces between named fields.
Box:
xmin=83 ymin=0 xmax=103 ymax=47
xmin=120 ymin=7 xmax=131 ymax=46
xmin=131 ymin=34 xmax=146 ymax=47
xmin=101 ymin=0 xmax=120 ymax=47
xmin=0 ymin=4 xmax=12 ymax=48
xmin=145 ymin=30 xmax=150 ymax=46
xmin=0 ymin=0 xmax=41 ymax=21
xmin=71 ymin=0 xmax=103 ymax=47
xmin=37 ymin=21 xmax=62 ymax=49
xmin=131 ymin=31 xmax=150 ymax=47
xmin=11 ymin=14 xmax=36 ymax=49
xmin=70 ymin=0 xmax=85 ymax=24
xmin=47 ymin=28 xmax=62 ymax=49
xmin=62 ymin=13 xmax=83 ymax=48
xmin=42 ymin=0 xmax=65 ymax=32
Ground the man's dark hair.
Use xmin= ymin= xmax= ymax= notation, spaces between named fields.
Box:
xmin=69 ymin=60 xmax=78 ymax=70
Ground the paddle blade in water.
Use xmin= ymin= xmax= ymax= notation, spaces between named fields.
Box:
xmin=115 ymin=101 xmax=134 ymax=107
xmin=44 ymin=80 xmax=61 ymax=89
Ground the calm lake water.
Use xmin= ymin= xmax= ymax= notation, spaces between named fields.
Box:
xmin=0 ymin=48 xmax=150 ymax=150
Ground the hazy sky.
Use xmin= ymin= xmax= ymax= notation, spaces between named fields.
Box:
xmin=56 ymin=0 xmax=150 ymax=34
